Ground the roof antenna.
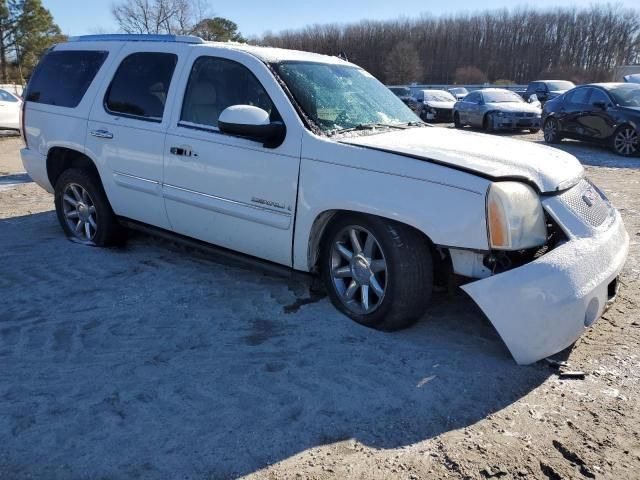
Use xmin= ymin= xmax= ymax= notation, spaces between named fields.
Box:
xmin=338 ymin=51 xmax=348 ymax=61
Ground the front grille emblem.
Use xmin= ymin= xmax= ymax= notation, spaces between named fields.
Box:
xmin=582 ymin=189 xmax=596 ymax=207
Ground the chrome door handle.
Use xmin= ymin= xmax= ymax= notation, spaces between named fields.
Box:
xmin=90 ymin=129 xmax=114 ymax=139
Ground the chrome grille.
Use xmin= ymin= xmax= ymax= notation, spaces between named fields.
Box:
xmin=557 ymin=179 xmax=612 ymax=227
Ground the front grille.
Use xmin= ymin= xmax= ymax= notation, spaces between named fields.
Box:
xmin=514 ymin=112 xmax=535 ymax=118
xmin=557 ymin=179 xmax=612 ymax=227
xmin=435 ymin=108 xmax=452 ymax=120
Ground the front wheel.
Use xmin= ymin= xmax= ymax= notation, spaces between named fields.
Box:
xmin=543 ymin=117 xmax=562 ymax=143
xmin=453 ymin=112 xmax=463 ymax=129
xmin=54 ymin=168 xmax=125 ymax=246
xmin=612 ymin=125 xmax=639 ymax=157
xmin=482 ymin=113 xmax=494 ymax=132
xmin=321 ymin=214 xmax=433 ymax=331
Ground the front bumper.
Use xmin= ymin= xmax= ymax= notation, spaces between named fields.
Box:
xmin=462 ymin=197 xmax=629 ymax=365
xmin=490 ymin=114 xmax=541 ymax=130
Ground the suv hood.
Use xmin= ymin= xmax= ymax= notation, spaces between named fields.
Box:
xmin=340 ymin=127 xmax=583 ymax=193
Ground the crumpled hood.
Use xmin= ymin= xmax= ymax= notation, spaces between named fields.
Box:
xmin=341 ymin=127 xmax=584 ymax=192
xmin=485 ymin=102 xmax=541 ymax=114
xmin=425 ymin=100 xmax=455 ymax=109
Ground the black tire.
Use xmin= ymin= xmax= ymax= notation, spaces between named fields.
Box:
xmin=529 ymin=128 xmax=540 ymax=134
xmin=54 ymin=168 xmax=125 ymax=247
xmin=482 ymin=113 xmax=494 ymax=132
xmin=320 ymin=214 xmax=433 ymax=331
xmin=611 ymin=125 xmax=639 ymax=157
xmin=543 ymin=117 xmax=562 ymax=144
xmin=453 ymin=112 xmax=463 ymax=129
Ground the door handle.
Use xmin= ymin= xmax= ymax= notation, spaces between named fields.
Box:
xmin=170 ymin=146 xmax=196 ymax=157
xmin=90 ymin=129 xmax=114 ymax=139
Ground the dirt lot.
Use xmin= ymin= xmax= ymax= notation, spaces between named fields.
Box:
xmin=0 ymin=128 xmax=639 ymax=480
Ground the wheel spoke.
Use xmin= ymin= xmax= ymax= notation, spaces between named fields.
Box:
xmin=63 ymin=194 xmax=77 ymax=207
xmin=361 ymin=285 xmax=370 ymax=311
xmin=370 ymin=259 xmax=386 ymax=273
xmin=75 ymin=220 xmax=83 ymax=232
xmin=336 ymin=243 xmax=353 ymax=261
xmin=363 ymin=233 xmax=375 ymax=258
xmin=349 ymin=228 xmax=362 ymax=254
xmin=333 ymin=266 xmax=352 ymax=278
xmin=81 ymin=188 xmax=90 ymax=204
xmin=88 ymin=216 xmax=97 ymax=229
xmin=84 ymin=222 xmax=91 ymax=239
xmin=345 ymin=280 xmax=358 ymax=300
xmin=370 ymin=276 xmax=384 ymax=298
xmin=70 ymin=185 xmax=82 ymax=202
xmin=65 ymin=210 xmax=79 ymax=219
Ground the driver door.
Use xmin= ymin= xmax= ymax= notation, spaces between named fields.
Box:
xmin=162 ymin=52 xmax=302 ymax=266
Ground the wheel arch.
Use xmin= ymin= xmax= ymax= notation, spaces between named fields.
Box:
xmin=305 ymin=208 xmax=439 ymax=274
xmin=46 ymin=146 xmax=103 ymax=190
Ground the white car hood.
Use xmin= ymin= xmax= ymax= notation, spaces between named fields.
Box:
xmin=425 ymin=101 xmax=455 ymax=109
xmin=341 ymin=127 xmax=583 ymax=193
xmin=485 ymin=102 xmax=541 ymax=114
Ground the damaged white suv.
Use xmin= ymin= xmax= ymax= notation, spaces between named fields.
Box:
xmin=21 ymin=35 xmax=629 ymax=364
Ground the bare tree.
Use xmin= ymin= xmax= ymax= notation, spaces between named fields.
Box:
xmin=384 ymin=41 xmax=422 ymax=84
xmin=111 ymin=0 xmax=208 ymax=35
xmin=454 ymin=66 xmax=488 ymax=84
xmin=260 ymin=5 xmax=640 ymax=84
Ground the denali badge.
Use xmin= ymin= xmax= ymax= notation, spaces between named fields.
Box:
xmin=251 ymin=197 xmax=288 ymax=210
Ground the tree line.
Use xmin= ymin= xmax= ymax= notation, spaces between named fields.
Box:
xmin=259 ymin=5 xmax=640 ymax=85
xmin=0 ymin=0 xmax=64 ymax=84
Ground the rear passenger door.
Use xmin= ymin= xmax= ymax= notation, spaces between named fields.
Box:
xmin=559 ymin=87 xmax=591 ymax=137
xmin=86 ymin=43 xmax=185 ymax=230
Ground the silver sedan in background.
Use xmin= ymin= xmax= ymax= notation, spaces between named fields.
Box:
xmin=453 ymin=88 xmax=542 ymax=133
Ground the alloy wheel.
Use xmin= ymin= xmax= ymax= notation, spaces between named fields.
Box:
xmin=613 ymin=127 xmax=638 ymax=156
xmin=330 ymin=226 xmax=387 ymax=314
xmin=544 ymin=119 xmax=557 ymax=142
xmin=62 ymin=183 xmax=98 ymax=242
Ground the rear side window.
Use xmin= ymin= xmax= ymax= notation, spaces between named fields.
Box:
xmin=105 ymin=52 xmax=178 ymax=121
xmin=26 ymin=50 xmax=107 ymax=108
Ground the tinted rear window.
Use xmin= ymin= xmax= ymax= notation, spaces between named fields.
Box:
xmin=105 ymin=52 xmax=177 ymax=121
xmin=26 ymin=50 xmax=107 ymax=108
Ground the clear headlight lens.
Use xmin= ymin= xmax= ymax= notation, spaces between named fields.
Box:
xmin=487 ymin=182 xmax=547 ymax=250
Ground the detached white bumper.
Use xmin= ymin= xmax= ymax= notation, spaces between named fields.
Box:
xmin=21 ymin=147 xmax=52 ymax=193
xmin=463 ymin=207 xmax=629 ymax=365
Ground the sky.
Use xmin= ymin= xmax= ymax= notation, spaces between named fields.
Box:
xmin=44 ymin=0 xmax=639 ymax=38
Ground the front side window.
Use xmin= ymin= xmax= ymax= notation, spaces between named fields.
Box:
xmin=181 ymin=56 xmax=275 ymax=129
xmin=0 ymin=89 xmax=19 ymax=102
xmin=105 ymin=52 xmax=177 ymax=121
xmin=565 ymin=88 xmax=590 ymax=105
xmin=26 ymin=50 xmax=107 ymax=108
xmin=273 ymin=61 xmax=418 ymax=134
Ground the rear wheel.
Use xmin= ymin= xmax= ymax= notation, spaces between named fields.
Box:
xmin=453 ymin=112 xmax=463 ymax=129
xmin=543 ymin=117 xmax=562 ymax=143
xmin=54 ymin=168 xmax=125 ymax=246
xmin=321 ymin=214 xmax=433 ymax=331
xmin=612 ymin=125 xmax=639 ymax=157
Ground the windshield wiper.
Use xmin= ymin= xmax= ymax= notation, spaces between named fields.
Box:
xmin=329 ymin=121 xmax=424 ymax=136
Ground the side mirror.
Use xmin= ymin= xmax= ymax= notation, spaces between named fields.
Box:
xmin=592 ymin=101 xmax=607 ymax=110
xmin=218 ymin=105 xmax=286 ymax=148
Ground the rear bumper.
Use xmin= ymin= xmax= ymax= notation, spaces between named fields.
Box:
xmin=20 ymin=147 xmax=52 ymax=193
xmin=462 ymin=210 xmax=629 ymax=365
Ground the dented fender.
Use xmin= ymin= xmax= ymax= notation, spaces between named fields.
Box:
xmin=462 ymin=210 xmax=629 ymax=365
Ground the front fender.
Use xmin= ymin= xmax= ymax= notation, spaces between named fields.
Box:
xmin=293 ymin=137 xmax=491 ymax=271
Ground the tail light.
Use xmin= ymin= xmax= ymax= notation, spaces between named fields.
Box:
xmin=20 ymin=97 xmax=27 ymax=148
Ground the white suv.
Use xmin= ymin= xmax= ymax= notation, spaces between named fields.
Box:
xmin=21 ymin=34 xmax=629 ymax=364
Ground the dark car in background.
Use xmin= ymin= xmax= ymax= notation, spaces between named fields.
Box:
xmin=388 ymin=86 xmax=418 ymax=112
xmin=523 ymin=80 xmax=575 ymax=104
xmin=542 ymin=83 xmax=640 ymax=156
xmin=414 ymin=89 xmax=456 ymax=122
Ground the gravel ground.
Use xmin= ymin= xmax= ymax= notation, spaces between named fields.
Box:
xmin=0 ymin=129 xmax=638 ymax=480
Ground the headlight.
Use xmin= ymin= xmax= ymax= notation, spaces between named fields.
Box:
xmin=487 ymin=182 xmax=547 ymax=250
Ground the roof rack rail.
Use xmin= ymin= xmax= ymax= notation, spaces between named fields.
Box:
xmin=68 ymin=34 xmax=203 ymax=44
